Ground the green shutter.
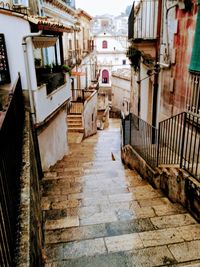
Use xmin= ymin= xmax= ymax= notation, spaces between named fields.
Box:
xmin=189 ymin=3 xmax=200 ymax=73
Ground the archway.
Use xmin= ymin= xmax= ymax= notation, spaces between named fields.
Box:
xmin=102 ymin=69 xmax=109 ymax=84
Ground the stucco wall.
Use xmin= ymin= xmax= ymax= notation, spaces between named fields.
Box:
xmin=0 ymin=14 xmax=36 ymax=89
xmin=38 ymin=108 xmax=69 ymax=170
xmin=111 ymin=75 xmax=131 ymax=115
xmin=83 ymin=91 xmax=98 ymax=137
xmin=34 ymin=74 xmax=71 ymax=123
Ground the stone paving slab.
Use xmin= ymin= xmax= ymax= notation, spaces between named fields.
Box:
xmin=42 ymin=119 xmax=200 ymax=266
xmin=150 ymin=214 xmax=197 ymax=229
xmin=168 ymin=240 xmax=200 ymax=262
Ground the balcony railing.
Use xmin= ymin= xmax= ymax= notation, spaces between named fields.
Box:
xmin=0 ymin=75 xmax=24 ymax=266
xmin=128 ymin=0 xmax=158 ymax=41
xmin=122 ymin=112 xmax=200 ymax=181
xmin=69 ymin=89 xmax=94 ymax=114
xmin=36 ymin=67 xmax=66 ymax=95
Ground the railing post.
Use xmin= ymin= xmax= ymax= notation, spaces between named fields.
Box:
xmin=180 ymin=112 xmax=187 ymax=169
xmin=123 ymin=117 xmax=125 ymax=146
xmin=82 ymin=90 xmax=84 ymax=103
xmin=129 ymin=113 xmax=131 ymax=145
xmin=157 ymin=122 xmax=160 ymax=167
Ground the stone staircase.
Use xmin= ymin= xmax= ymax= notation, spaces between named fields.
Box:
xmin=67 ymin=114 xmax=84 ymax=133
xmin=67 ymin=114 xmax=84 ymax=143
xmin=42 ymin=119 xmax=200 ymax=266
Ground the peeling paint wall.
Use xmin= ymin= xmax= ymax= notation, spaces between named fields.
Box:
xmin=159 ymin=4 xmax=198 ymax=119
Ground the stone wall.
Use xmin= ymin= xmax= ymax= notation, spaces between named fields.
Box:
xmin=17 ymin=112 xmax=43 ymax=266
xmin=121 ymin=145 xmax=200 ymax=222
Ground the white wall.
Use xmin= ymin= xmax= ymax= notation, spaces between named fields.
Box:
xmin=111 ymin=76 xmax=131 ymax=115
xmin=34 ymin=74 xmax=71 ymax=123
xmin=38 ymin=109 xmax=68 ymax=170
xmin=83 ymin=91 xmax=98 ymax=137
xmin=0 ymin=14 xmax=34 ymax=89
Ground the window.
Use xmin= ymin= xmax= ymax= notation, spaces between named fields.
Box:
xmin=102 ymin=69 xmax=109 ymax=83
xmin=102 ymin=40 xmax=107 ymax=49
xmin=122 ymin=59 xmax=126 ymax=65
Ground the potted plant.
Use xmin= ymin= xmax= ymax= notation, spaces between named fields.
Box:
xmin=61 ymin=65 xmax=72 ymax=76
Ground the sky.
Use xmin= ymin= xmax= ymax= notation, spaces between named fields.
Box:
xmin=75 ymin=0 xmax=134 ymax=16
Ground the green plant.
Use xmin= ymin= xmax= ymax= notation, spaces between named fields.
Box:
xmin=45 ymin=64 xmax=52 ymax=69
xmin=62 ymin=65 xmax=72 ymax=75
xmin=126 ymin=46 xmax=141 ymax=71
xmin=34 ymin=58 xmax=41 ymax=67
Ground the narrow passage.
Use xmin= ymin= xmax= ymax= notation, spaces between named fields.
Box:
xmin=42 ymin=119 xmax=200 ymax=267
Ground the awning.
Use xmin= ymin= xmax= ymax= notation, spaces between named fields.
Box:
xmin=28 ymin=16 xmax=74 ymax=33
xmin=189 ymin=2 xmax=200 ymax=73
xmin=32 ymin=36 xmax=58 ymax=48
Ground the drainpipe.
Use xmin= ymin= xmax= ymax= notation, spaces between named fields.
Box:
xmin=152 ymin=0 xmax=162 ymax=130
xmin=165 ymin=2 xmax=178 ymax=63
xmin=22 ymin=30 xmax=42 ymax=124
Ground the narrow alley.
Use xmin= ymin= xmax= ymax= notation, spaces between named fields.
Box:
xmin=42 ymin=119 xmax=200 ymax=267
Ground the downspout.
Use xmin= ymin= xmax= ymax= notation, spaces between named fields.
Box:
xmin=152 ymin=0 xmax=162 ymax=129
xmin=22 ymin=30 xmax=42 ymax=124
xmin=165 ymin=1 xmax=178 ymax=63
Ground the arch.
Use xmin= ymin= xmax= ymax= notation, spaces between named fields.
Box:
xmin=102 ymin=40 xmax=108 ymax=49
xmin=102 ymin=69 xmax=109 ymax=84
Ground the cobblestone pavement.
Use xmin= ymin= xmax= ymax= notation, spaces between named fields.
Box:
xmin=42 ymin=119 xmax=200 ymax=267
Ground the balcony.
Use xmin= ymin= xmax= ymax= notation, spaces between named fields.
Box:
xmin=36 ymin=67 xmax=65 ymax=95
xmin=128 ymin=0 xmax=158 ymax=57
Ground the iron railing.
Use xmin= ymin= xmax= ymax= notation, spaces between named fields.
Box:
xmin=122 ymin=112 xmax=200 ymax=180
xmin=180 ymin=112 xmax=200 ymax=180
xmin=157 ymin=112 xmax=185 ymax=166
xmin=122 ymin=113 xmax=158 ymax=168
xmin=71 ymin=89 xmax=93 ymax=102
xmin=69 ymin=89 xmax=94 ymax=114
xmin=0 ymin=75 xmax=24 ymax=266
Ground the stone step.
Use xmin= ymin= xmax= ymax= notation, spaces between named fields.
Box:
xmin=68 ymin=120 xmax=83 ymax=124
xmin=68 ymin=127 xmax=84 ymax=133
xmin=67 ymin=114 xmax=82 ymax=119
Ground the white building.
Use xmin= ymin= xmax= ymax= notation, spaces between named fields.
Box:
xmin=94 ymin=30 xmax=129 ymax=89
xmin=0 ymin=1 xmax=77 ymax=170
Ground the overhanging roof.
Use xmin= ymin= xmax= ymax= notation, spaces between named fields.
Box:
xmin=28 ymin=16 xmax=74 ymax=33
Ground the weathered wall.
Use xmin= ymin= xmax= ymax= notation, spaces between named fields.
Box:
xmin=17 ymin=112 xmax=43 ymax=266
xmin=83 ymin=91 xmax=98 ymax=137
xmin=159 ymin=4 xmax=198 ymax=118
xmin=121 ymin=145 xmax=200 ymax=221
xmin=38 ymin=107 xmax=69 ymax=171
